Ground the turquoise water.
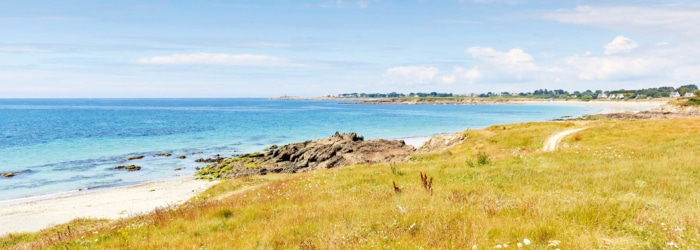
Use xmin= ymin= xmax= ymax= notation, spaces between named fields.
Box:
xmin=0 ymin=99 xmax=599 ymax=200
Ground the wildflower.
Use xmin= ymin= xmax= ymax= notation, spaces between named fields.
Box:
xmin=548 ymin=240 xmax=561 ymax=247
xmin=397 ymin=205 xmax=407 ymax=214
xmin=667 ymin=241 xmax=679 ymax=248
xmin=472 ymin=245 xmax=478 ymax=250
xmin=517 ymin=243 xmax=523 ymax=248
xmin=523 ymin=238 xmax=531 ymax=245
xmin=495 ymin=244 xmax=503 ymax=249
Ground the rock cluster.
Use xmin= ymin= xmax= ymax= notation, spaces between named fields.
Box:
xmin=114 ymin=165 xmax=142 ymax=171
xmin=597 ymin=105 xmax=700 ymax=120
xmin=2 ymin=172 xmax=15 ymax=178
xmin=195 ymin=155 xmax=225 ymax=163
xmin=198 ymin=132 xmax=415 ymax=179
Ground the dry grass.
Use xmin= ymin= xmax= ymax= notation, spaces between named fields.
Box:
xmin=3 ymin=118 xmax=700 ymax=249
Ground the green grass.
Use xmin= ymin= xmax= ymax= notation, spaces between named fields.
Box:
xmin=3 ymin=118 xmax=700 ymax=249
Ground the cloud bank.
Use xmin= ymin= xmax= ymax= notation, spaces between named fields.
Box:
xmin=133 ymin=53 xmax=305 ymax=67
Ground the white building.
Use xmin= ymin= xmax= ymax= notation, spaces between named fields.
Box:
xmin=670 ymin=92 xmax=681 ymax=98
xmin=684 ymin=92 xmax=696 ymax=97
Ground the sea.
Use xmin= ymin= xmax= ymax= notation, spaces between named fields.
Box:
xmin=0 ymin=99 xmax=600 ymax=202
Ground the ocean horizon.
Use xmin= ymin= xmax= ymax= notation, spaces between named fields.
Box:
xmin=0 ymin=98 xmax=600 ymax=201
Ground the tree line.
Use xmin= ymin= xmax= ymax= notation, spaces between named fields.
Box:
xmin=336 ymin=85 xmax=699 ymax=100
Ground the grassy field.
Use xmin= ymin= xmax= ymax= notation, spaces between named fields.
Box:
xmin=3 ymin=118 xmax=700 ymax=249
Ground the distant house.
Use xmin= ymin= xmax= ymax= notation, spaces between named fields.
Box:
xmin=684 ymin=92 xmax=696 ymax=97
xmin=615 ymin=93 xmax=625 ymax=99
xmin=597 ymin=93 xmax=608 ymax=99
xmin=670 ymin=92 xmax=681 ymax=98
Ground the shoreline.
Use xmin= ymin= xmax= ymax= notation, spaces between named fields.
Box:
xmin=519 ymin=100 xmax=667 ymax=114
xmin=0 ymin=100 xmax=669 ymax=237
xmin=0 ymin=177 xmax=218 ymax=236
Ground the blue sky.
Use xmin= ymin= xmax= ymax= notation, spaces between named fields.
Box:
xmin=2 ymin=0 xmax=700 ymax=97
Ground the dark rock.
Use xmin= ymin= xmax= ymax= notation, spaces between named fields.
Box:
xmin=195 ymin=154 xmax=224 ymax=163
xmin=174 ymin=168 xmax=182 ymax=171
xmin=198 ymin=132 xmax=415 ymax=179
xmin=177 ymin=155 xmax=187 ymax=159
xmin=114 ymin=165 xmax=142 ymax=171
xmin=2 ymin=172 xmax=15 ymax=178
xmin=126 ymin=155 xmax=145 ymax=161
xmin=155 ymin=153 xmax=172 ymax=157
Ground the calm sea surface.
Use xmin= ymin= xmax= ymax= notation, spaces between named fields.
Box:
xmin=0 ymin=99 xmax=599 ymax=200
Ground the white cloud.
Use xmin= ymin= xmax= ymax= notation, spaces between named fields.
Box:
xmin=465 ymin=47 xmax=537 ymax=71
xmin=321 ymin=0 xmax=377 ymax=9
xmin=382 ymin=66 xmax=439 ymax=85
xmin=604 ymin=36 xmax=638 ymax=55
xmin=563 ymin=55 xmax=665 ymax=81
xmin=440 ymin=66 xmax=481 ymax=84
xmin=540 ymin=6 xmax=700 ymax=85
xmin=542 ymin=5 xmax=700 ymax=37
xmin=133 ymin=53 xmax=305 ymax=67
xmin=461 ymin=47 xmax=546 ymax=83
xmin=0 ymin=46 xmax=48 ymax=53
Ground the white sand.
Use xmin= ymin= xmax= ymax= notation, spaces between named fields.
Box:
xmin=0 ymin=178 xmax=218 ymax=236
xmin=522 ymin=100 xmax=667 ymax=114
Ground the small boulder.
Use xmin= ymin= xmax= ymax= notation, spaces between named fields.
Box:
xmin=126 ymin=155 xmax=145 ymax=161
xmin=177 ymin=155 xmax=187 ymax=159
xmin=2 ymin=172 xmax=16 ymax=178
xmin=114 ymin=165 xmax=142 ymax=171
xmin=155 ymin=153 xmax=172 ymax=157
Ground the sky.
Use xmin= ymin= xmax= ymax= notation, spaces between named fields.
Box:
xmin=1 ymin=0 xmax=700 ymax=98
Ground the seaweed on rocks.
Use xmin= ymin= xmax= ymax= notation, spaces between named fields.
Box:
xmin=197 ymin=132 xmax=415 ymax=180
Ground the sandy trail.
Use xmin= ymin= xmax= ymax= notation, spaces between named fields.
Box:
xmin=543 ymin=128 xmax=587 ymax=152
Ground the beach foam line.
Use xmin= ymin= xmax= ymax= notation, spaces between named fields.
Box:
xmin=0 ymin=177 xmax=218 ymax=236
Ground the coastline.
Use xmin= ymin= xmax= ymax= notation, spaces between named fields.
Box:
xmin=0 ymin=177 xmax=218 ymax=236
xmin=0 ymin=99 xmax=668 ymax=237
xmin=520 ymin=100 xmax=668 ymax=114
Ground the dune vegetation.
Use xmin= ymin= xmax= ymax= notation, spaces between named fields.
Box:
xmin=2 ymin=118 xmax=700 ymax=249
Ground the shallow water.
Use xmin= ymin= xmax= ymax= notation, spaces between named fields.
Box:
xmin=0 ymin=99 xmax=600 ymax=200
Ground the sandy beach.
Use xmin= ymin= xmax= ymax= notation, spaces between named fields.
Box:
xmin=0 ymin=178 xmax=218 ymax=236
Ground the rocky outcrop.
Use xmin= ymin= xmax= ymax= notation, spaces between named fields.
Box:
xmin=155 ymin=153 xmax=172 ymax=157
xmin=198 ymin=132 xmax=415 ymax=179
xmin=417 ymin=132 xmax=466 ymax=153
xmin=596 ymin=104 xmax=700 ymax=120
xmin=2 ymin=172 xmax=16 ymax=178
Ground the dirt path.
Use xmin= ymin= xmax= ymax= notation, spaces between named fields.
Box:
xmin=543 ymin=128 xmax=587 ymax=152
